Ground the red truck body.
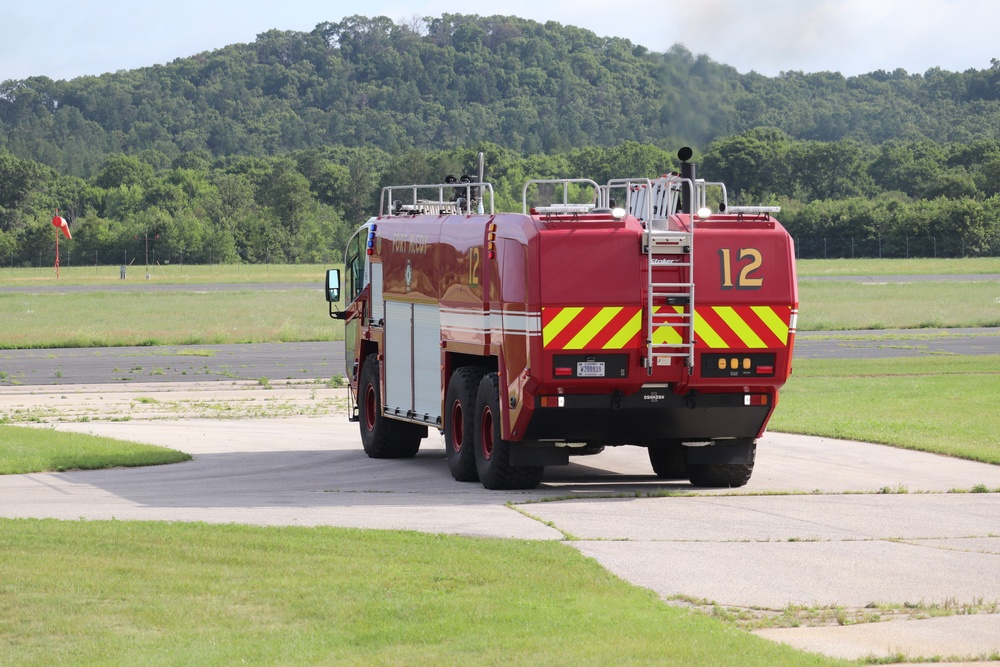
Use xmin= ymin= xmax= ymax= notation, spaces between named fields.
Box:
xmin=328 ymin=160 xmax=798 ymax=489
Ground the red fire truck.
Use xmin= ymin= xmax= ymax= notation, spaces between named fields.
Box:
xmin=325 ymin=149 xmax=797 ymax=490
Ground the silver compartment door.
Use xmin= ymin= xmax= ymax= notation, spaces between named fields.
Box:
xmin=384 ymin=300 xmax=412 ymax=416
xmin=412 ymin=304 xmax=442 ymax=422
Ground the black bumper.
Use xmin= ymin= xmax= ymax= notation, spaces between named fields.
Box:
xmin=524 ymin=389 xmax=770 ymax=445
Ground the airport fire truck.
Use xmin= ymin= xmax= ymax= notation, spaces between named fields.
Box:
xmin=325 ymin=149 xmax=798 ymax=490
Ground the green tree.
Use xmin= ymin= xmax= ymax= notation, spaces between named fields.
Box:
xmin=94 ymin=154 xmax=154 ymax=189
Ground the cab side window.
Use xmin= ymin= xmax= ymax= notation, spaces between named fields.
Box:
xmin=345 ymin=230 xmax=366 ymax=302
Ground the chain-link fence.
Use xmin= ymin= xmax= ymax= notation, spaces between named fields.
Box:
xmin=792 ymin=233 xmax=1000 ymax=259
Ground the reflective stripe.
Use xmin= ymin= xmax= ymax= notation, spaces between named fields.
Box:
xmin=714 ymin=306 xmax=767 ymax=349
xmin=603 ymin=310 xmax=642 ymax=349
xmin=751 ymin=305 xmax=790 ymax=344
xmin=652 ymin=306 xmax=685 ymax=344
xmin=542 ymin=307 xmax=583 ymax=346
xmin=694 ymin=311 xmax=728 ymax=348
xmin=541 ymin=304 xmax=793 ymax=351
xmin=566 ymin=307 xmax=622 ymax=349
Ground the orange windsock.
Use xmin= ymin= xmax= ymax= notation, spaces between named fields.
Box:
xmin=52 ymin=215 xmax=72 ymax=240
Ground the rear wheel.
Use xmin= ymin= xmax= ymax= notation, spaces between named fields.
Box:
xmin=444 ymin=367 xmax=487 ymax=482
xmin=648 ymin=441 xmax=687 ymax=479
xmin=474 ymin=373 xmax=544 ymax=490
xmin=358 ymin=354 xmax=421 ymax=459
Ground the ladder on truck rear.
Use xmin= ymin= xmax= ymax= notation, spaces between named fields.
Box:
xmin=606 ymin=176 xmax=696 ymax=373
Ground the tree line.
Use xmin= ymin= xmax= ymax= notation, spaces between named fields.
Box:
xmin=704 ymin=128 xmax=1000 ymax=257
xmin=2 ymin=133 xmax=999 ymax=268
xmin=3 ymin=14 xmax=1000 ymax=181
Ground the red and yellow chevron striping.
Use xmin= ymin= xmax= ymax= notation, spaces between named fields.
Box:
xmin=541 ymin=305 xmax=791 ymax=350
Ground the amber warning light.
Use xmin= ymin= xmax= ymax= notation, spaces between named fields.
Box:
xmin=701 ymin=353 xmax=776 ymax=378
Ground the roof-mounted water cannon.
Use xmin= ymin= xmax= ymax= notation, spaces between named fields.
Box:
xmin=678 ymin=147 xmax=695 ymax=217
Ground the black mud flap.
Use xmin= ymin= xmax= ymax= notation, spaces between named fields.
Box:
xmin=510 ymin=443 xmax=570 ymax=467
xmin=685 ymin=439 xmax=755 ymax=465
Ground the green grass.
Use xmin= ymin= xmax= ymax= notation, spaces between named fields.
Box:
xmin=771 ymin=355 xmax=1000 ymax=464
xmin=0 ymin=424 xmax=190 ymax=474
xmin=1 ymin=260 xmax=997 ymax=348
xmin=798 ymin=280 xmax=1000 ymax=330
xmin=0 ymin=289 xmax=342 ymax=348
xmin=9 ymin=280 xmax=992 ymax=348
xmin=797 ymin=257 xmax=1000 ymax=276
xmin=0 ymin=263 xmax=329 ymax=286
xmin=0 ymin=518 xmax=843 ymax=667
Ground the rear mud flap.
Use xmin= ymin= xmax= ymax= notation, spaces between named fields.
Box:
xmin=510 ymin=443 xmax=570 ymax=467
xmin=684 ymin=439 xmax=755 ymax=465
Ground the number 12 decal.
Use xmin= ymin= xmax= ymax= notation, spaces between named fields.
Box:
xmin=719 ymin=248 xmax=763 ymax=289
xmin=468 ymin=247 xmax=481 ymax=287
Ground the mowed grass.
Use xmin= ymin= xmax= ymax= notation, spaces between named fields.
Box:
xmin=0 ymin=289 xmax=341 ymax=348
xmin=0 ymin=259 xmax=997 ymax=349
xmin=0 ymin=519 xmax=842 ymax=667
xmin=0 ymin=263 xmax=328 ymax=286
xmin=0 ymin=424 xmax=190 ymax=474
xmin=798 ymin=280 xmax=1000 ymax=330
xmin=797 ymin=257 xmax=1000 ymax=276
xmin=2 ymin=280 xmax=993 ymax=348
xmin=770 ymin=355 xmax=1000 ymax=464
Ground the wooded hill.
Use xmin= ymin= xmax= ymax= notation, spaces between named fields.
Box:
xmin=1 ymin=14 xmax=1000 ymax=265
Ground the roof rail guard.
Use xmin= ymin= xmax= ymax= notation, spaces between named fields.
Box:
xmin=522 ymin=178 xmax=601 ymax=214
xmin=601 ymin=176 xmax=730 ymax=223
xmin=381 ymin=181 xmax=495 ymax=217
xmin=726 ymin=205 xmax=781 ymax=217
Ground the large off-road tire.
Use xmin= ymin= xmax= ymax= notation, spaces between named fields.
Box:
xmin=473 ymin=373 xmax=544 ymax=490
xmin=647 ymin=441 xmax=687 ymax=479
xmin=686 ymin=442 xmax=756 ymax=488
xmin=444 ymin=366 xmax=488 ymax=482
xmin=358 ymin=354 xmax=421 ymax=459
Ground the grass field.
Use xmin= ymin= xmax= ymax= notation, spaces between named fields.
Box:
xmin=770 ymin=355 xmax=1000 ymax=464
xmin=798 ymin=280 xmax=1000 ymax=330
xmin=0 ymin=424 xmax=189 ymax=474
xmin=0 ymin=288 xmax=340 ymax=348
xmin=796 ymin=257 xmax=1000 ymax=276
xmin=0 ymin=519 xmax=843 ymax=667
xmin=0 ymin=259 xmax=998 ymax=348
xmin=2 ymin=257 xmax=997 ymax=285
xmin=0 ymin=263 xmax=327 ymax=286
xmin=1 ymin=280 xmax=994 ymax=348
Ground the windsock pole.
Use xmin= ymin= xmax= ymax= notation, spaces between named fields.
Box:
xmin=54 ymin=210 xmax=60 ymax=280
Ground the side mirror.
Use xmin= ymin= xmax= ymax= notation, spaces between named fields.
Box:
xmin=326 ymin=269 xmax=346 ymax=320
xmin=325 ymin=269 xmax=341 ymax=303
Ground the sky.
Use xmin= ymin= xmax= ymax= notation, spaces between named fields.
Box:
xmin=1 ymin=0 xmax=998 ymax=82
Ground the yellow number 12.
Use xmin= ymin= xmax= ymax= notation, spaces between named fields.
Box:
xmin=719 ymin=248 xmax=763 ymax=290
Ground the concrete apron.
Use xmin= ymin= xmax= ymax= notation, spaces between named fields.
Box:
xmin=2 ymin=382 xmax=999 ymax=664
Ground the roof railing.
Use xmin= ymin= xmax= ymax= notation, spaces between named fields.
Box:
xmin=380 ymin=181 xmax=494 ymax=217
xmin=522 ymin=178 xmax=601 ymax=214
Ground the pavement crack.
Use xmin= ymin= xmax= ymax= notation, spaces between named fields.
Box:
xmin=505 ymin=502 xmax=578 ymax=540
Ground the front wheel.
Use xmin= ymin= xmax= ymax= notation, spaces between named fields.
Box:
xmin=473 ymin=373 xmax=543 ymax=490
xmin=358 ymin=354 xmax=420 ymax=459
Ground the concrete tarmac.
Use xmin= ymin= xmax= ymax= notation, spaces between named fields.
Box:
xmin=2 ymin=382 xmax=999 ymax=664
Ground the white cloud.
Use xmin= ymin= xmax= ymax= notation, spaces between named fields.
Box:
xmin=666 ymin=0 xmax=999 ymax=75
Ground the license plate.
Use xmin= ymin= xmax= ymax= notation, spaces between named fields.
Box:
xmin=577 ymin=362 xmax=605 ymax=377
